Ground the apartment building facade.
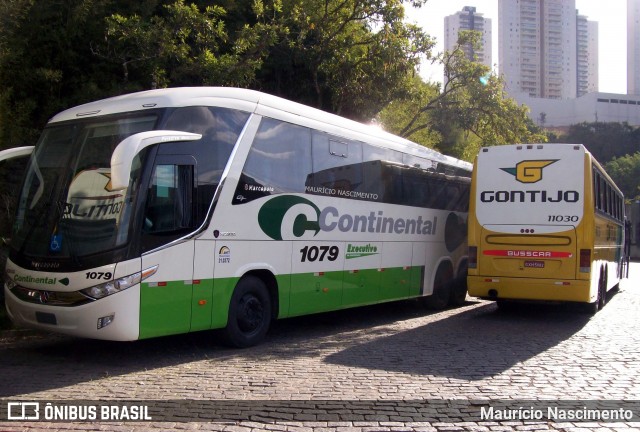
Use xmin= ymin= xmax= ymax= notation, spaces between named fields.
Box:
xmin=444 ymin=6 xmax=493 ymax=68
xmin=499 ymin=0 xmax=579 ymax=99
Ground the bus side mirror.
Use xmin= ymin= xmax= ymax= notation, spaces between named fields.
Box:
xmin=110 ymin=131 xmax=202 ymax=190
xmin=0 ymin=146 xmax=34 ymax=163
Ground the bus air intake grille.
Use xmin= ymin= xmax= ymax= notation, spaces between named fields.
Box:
xmin=11 ymin=286 xmax=95 ymax=307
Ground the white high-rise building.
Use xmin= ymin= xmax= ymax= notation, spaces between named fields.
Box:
xmin=499 ymin=0 xmax=578 ymax=99
xmin=444 ymin=6 xmax=492 ymax=73
xmin=576 ymin=13 xmax=598 ymax=97
xmin=628 ymin=0 xmax=640 ymax=95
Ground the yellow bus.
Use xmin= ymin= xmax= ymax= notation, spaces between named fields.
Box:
xmin=467 ymin=144 xmax=628 ymax=313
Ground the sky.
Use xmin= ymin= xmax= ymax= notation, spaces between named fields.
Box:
xmin=404 ymin=0 xmax=628 ymax=94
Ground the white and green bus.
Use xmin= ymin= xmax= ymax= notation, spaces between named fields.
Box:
xmin=4 ymin=87 xmax=471 ymax=347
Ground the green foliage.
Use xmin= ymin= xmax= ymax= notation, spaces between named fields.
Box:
xmin=0 ymin=0 xmax=433 ymax=148
xmin=550 ymin=122 xmax=640 ymax=164
xmin=254 ymin=0 xmax=435 ymax=121
xmin=0 ymin=0 xmax=556 ymax=165
xmin=605 ymin=152 xmax=640 ymax=201
xmin=549 ymin=122 xmax=640 ymax=200
xmin=377 ymin=76 xmax=441 ymax=147
xmin=379 ymin=31 xmax=546 ymax=160
xmin=0 ymin=0 xmax=277 ymax=149
xmin=95 ymin=0 xmax=278 ymax=88
xmin=0 ymin=0 xmax=150 ymax=148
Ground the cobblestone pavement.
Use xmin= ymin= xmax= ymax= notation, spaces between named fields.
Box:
xmin=1 ymin=263 xmax=639 ymax=431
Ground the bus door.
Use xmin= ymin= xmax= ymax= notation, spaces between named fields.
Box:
xmin=139 ymin=155 xmax=203 ymax=338
xmin=479 ymin=225 xmax=578 ymax=280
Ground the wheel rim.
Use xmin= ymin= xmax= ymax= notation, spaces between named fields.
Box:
xmin=237 ymin=294 xmax=264 ymax=334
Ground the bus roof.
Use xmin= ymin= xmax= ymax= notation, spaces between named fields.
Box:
xmin=49 ymin=87 xmax=472 ymax=172
xmin=479 ymin=143 xmax=586 ymax=153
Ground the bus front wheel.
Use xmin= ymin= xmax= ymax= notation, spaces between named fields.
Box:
xmin=223 ymin=276 xmax=272 ymax=348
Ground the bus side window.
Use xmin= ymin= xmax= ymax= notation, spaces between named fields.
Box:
xmin=361 ymin=144 xmax=399 ymax=202
xmin=164 ymin=106 xmax=250 ymax=218
xmin=308 ymin=131 xmax=363 ymax=197
xmin=141 ymin=163 xmax=195 ymax=251
xmin=456 ymin=180 xmax=471 ymax=212
xmin=594 ymin=172 xmax=601 ymax=211
xmin=234 ymin=118 xmax=312 ymax=204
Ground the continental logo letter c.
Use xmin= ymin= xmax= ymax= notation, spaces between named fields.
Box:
xmin=258 ymin=195 xmax=321 ymax=240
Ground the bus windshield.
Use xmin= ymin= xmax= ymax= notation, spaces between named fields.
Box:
xmin=11 ymin=115 xmax=158 ymax=261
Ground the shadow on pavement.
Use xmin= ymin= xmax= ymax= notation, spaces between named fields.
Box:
xmin=0 ymin=294 xmax=599 ymax=397
xmin=324 ymin=301 xmax=597 ymax=381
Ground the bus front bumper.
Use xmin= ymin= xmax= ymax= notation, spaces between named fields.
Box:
xmin=4 ymin=284 xmax=141 ymax=341
xmin=467 ymin=275 xmax=595 ymax=303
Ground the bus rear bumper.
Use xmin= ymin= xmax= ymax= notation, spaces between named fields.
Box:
xmin=4 ymin=284 xmax=141 ymax=341
xmin=467 ymin=275 xmax=594 ymax=303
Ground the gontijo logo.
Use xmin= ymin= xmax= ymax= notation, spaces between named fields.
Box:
xmin=501 ymin=159 xmax=558 ymax=184
xmin=257 ymin=195 xmax=438 ymax=240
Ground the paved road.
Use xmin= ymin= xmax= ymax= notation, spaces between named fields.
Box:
xmin=1 ymin=264 xmax=639 ymax=431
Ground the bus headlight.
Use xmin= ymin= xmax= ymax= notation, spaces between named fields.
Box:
xmin=80 ymin=265 xmax=158 ymax=300
xmin=81 ymin=273 xmax=141 ymax=299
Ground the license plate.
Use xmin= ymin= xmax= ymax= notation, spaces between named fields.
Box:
xmin=524 ymin=260 xmax=545 ymax=268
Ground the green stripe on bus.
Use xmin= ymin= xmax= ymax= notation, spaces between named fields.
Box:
xmin=139 ymin=265 xmax=424 ymax=339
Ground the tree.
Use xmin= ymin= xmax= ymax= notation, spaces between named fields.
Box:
xmin=379 ymin=31 xmax=546 ymax=160
xmin=605 ymin=152 xmax=640 ymax=201
xmin=376 ymin=76 xmax=441 ymax=146
xmin=550 ymin=122 xmax=640 ymax=164
xmin=0 ymin=0 xmax=161 ymax=149
xmin=254 ymin=0 xmax=433 ymax=121
xmin=93 ymin=0 xmax=278 ymax=89
xmin=1 ymin=0 xmax=434 ymax=150
xmin=94 ymin=0 xmax=435 ymax=121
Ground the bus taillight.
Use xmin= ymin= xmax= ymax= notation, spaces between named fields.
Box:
xmin=579 ymin=249 xmax=591 ymax=273
xmin=469 ymin=246 xmax=477 ymax=269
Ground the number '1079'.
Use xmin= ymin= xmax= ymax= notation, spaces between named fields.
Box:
xmin=300 ymin=245 xmax=339 ymax=262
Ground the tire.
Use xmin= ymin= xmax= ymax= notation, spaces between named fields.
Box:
xmin=585 ymin=271 xmax=604 ymax=315
xmin=424 ymin=264 xmax=453 ymax=310
xmin=223 ymin=276 xmax=272 ymax=348
xmin=598 ymin=271 xmax=607 ymax=310
xmin=449 ymin=269 xmax=468 ymax=307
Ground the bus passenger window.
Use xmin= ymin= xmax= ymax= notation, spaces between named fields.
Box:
xmin=233 ymin=118 xmax=312 ymax=204
xmin=595 ymin=173 xmax=601 ymax=210
xmin=308 ymin=131 xmax=364 ymax=198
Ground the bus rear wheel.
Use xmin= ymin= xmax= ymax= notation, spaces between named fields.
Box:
xmin=223 ymin=276 xmax=272 ymax=348
xmin=598 ymin=270 xmax=608 ymax=310
xmin=449 ymin=268 xmax=468 ymax=306
xmin=424 ymin=264 xmax=453 ymax=310
xmin=585 ymin=270 xmax=606 ymax=315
